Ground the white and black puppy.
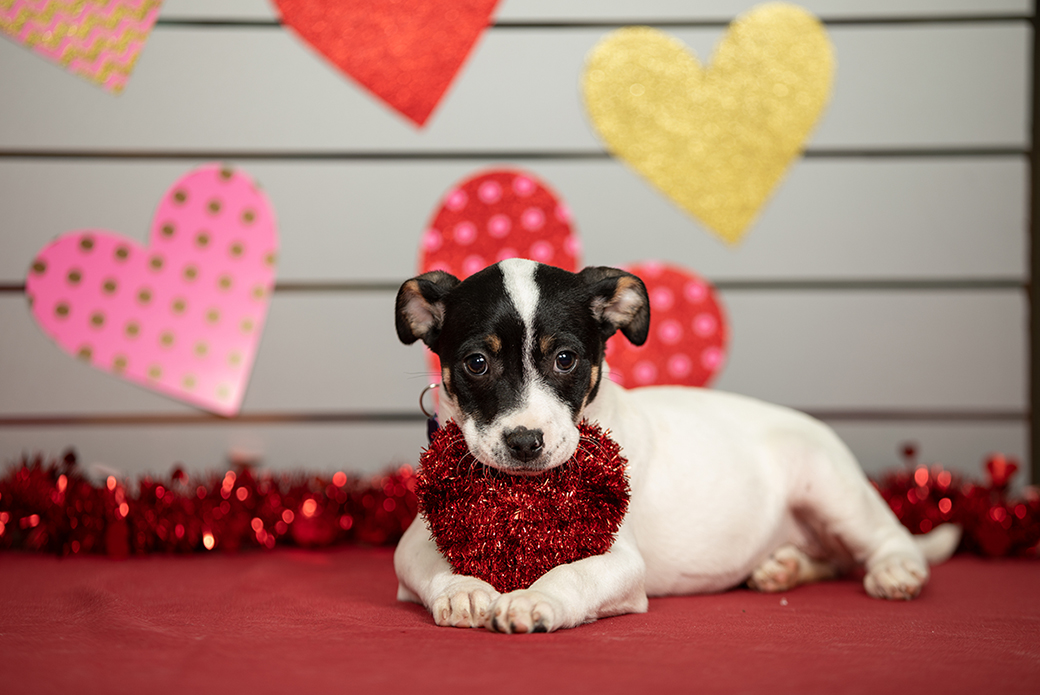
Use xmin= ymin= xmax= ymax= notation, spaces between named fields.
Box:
xmin=393 ymin=258 xmax=959 ymax=634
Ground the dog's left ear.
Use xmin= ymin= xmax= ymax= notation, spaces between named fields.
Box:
xmin=579 ymin=266 xmax=650 ymax=346
xmin=395 ymin=270 xmax=460 ymax=348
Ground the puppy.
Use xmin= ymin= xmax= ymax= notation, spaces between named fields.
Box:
xmin=393 ymin=259 xmax=959 ymax=633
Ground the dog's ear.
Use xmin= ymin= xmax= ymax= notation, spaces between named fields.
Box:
xmin=579 ymin=266 xmax=650 ymax=346
xmin=395 ymin=270 xmax=460 ymax=347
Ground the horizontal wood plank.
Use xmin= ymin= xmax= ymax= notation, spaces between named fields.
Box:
xmin=828 ymin=421 xmax=1027 ymax=481
xmin=717 ymin=290 xmax=1027 ymax=410
xmin=0 ymin=158 xmax=1026 ymax=284
xmin=0 ymin=25 xmax=1027 ymax=150
xmin=0 ymin=290 xmax=1026 ymax=415
xmin=158 ymin=0 xmax=1031 ymax=23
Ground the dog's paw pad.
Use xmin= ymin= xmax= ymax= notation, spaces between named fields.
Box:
xmin=748 ymin=546 xmax=802 ymax=593
xmin=864 ymin=555 xmax=928 ymax=601
xmin=487 ymin=590 xmax=558 ymax=634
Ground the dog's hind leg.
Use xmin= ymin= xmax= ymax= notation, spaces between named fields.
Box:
xmin=774 ymin=426 xmax=930 ymax=600
xmin=747 ymin=545 xmax=839 ymax=593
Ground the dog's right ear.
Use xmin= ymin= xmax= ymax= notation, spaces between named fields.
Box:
xmin=395 ymin=270 xmax=460 ymax=347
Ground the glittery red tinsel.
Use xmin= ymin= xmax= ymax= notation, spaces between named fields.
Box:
xmin=0 ymin=450 xmax=417 ymax=556
xmin=416 ymin=420 xmax=631 ymax=593
xmin=872 ymin=447 xmax=1039 ymax=557
xmin=2 ymin=444 xmax=1035 ymax=563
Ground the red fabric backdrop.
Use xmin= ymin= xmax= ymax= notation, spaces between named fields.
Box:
xmin=1 ymin=549 xmax=1037 ymax=694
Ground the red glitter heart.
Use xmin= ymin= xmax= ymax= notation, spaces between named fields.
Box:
xmin=273 ymin=0 xmax=501 ymax=126
xmin=416 ymin=421 xmax=630 ymax=593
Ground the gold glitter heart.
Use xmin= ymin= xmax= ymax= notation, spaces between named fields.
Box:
xmin=583 ymin=3 xmax=834 ymax=244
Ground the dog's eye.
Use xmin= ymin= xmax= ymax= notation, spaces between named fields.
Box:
xmin=554 ymin=351 xmax=577 ymax=373
xmin=463 ymin=353 xmax=488 ymax=376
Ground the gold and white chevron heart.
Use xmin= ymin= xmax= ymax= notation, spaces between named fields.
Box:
xmin=0 ymin=0 xmax=162 ymax=93
xmin=583 ymin=3 xmax=834 ymax=244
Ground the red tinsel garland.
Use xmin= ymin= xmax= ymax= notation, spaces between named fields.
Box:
xmin=0 ymin=445 xmax=1037 ymax=559
xmin=0 ymin=450 xmax=417 ymax=556
xmin=873 ymin=446 xmax=1039 ymax=557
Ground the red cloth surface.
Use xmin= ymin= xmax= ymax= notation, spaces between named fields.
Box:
xmin=1 ymin=549 xmax=1037 ymax=694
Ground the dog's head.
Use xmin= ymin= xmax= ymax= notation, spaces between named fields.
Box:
xmin=396 ymin=259 xmax=649 ymax=475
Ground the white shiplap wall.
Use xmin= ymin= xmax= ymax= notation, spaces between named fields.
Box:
xmin=0 ymin=0 xmax=1032 ymax=482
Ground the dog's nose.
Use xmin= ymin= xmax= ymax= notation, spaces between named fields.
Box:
xmin=504 ymin=427 xmax=544 ymax=463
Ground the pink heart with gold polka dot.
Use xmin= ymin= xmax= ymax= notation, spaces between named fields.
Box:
xmin=605 ymin=262 xmax=728 ymax=388
xmin=25 ymin=164 xmax=278 ymax=416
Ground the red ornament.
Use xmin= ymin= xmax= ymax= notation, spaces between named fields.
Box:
xmin=985 ymin=454 xmax=1018 ymax=491
xmin=416 ymin=421 xmax=630 ymax=593
xmin=605 ymin=261 xmax=729 ymax=388
xmin=273 ymin=0 xmax=501 ymax=126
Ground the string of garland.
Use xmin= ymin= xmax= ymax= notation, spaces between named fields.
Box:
xmin=0 ymin=450 xmax=417 ymax=556
xmin=873 ymin=447 xmax=1038 ymax=557
xmin=0 ymin=446 xmax=1037 ymax=558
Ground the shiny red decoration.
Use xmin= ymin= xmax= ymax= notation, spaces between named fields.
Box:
xmin=416 ymin=420 xmax=631 ymax=593
xmin=873 ymin=449 xmax=1039 ymax=557
xmin=273 ymin=0 xmax=501 ymax=126
xmin=604 ymin=261 xmax=728 ymax=388
xmin=2 ymin=446 xmax=1035 ymax=562
xmin=0 ymin=451 xmax=417 ymax=556
xmin=986 ymin=454 xmax=1018 ymax=491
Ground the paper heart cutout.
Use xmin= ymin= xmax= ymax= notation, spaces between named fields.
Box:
xmin=420 ymin=168 xmax=581 ymax=279
xmin=583 ymin=3 xmax=834 ymax=244
xmin=25 ymin=164 xmax=279 ymax=416
xmin=273 ymin=0 xmax=501 ymax=126
xmin=419 ymin=168 xmax=581 ymax=377
xmin=605 ymin=262 xmax=728 ymax=388
xmin=0 ymin=0 xmax=162 ymax=93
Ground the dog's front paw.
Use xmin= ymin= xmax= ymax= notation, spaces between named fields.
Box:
xmin=486 ymin=590 xmax=560 ymax=634
xmin=864 ymin=554 xmax=928 ymax=600
xmin=429 ymin=576 xmax=500 ymax=628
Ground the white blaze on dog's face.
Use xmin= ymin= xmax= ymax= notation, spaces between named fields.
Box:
xmin=396 ymin=259 xmax=649 ymax=475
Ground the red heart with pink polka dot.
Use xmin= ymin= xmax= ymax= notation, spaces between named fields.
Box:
xmin=420 ymin=169 xmax=580 ymax=280
xmin=418 ymin=170 xmax=728 ymax=388
xmin=25 ymin=164 xmax=278 ymax=416
xmin=419 ymin=169 xmax=581 ymax=376
xmin=605 ymin=262 xmax=728 ymax=388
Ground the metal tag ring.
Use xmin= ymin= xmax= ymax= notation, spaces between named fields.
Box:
xmin=419 ymin=383 xmax=439 ymax=418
